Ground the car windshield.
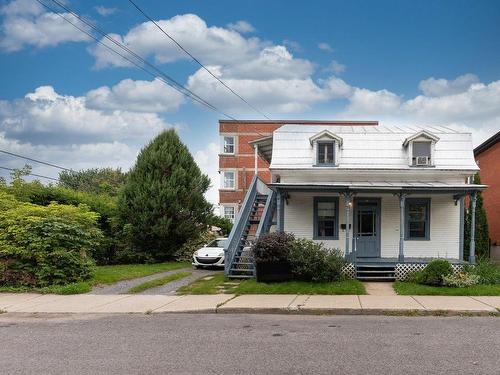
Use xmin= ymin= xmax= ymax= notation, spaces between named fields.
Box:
xmin=207 ymin=239 xmax=227 ymax=248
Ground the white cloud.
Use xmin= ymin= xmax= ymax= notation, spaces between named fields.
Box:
xmin=226 ymin=20 xmax=255 ymax=33
xmin=0 ymin=0 xmax=92 ymax=52
xmin=0 ymin=85 xmax=172 ymax=145
xmin=187 ymin=66 xmax=332 ymax=113
xmin=418 ymin=73 xmax=480 ymax=97
xmin=86 ymin=78 xmax=184 ymax=113
xmin=283 ymin=39 xmax=302 ymax=52
xmin=90 ymin=14 xmax=263 ymax=69
xmin=318 ymin=42 xmax=333 ymax=52
xmin=324 ymin=60 xmax=346 ymax=74
xmin=94 ymin=6 xmax=117 ymax=17
xmin=193 ymin=142 xmax=219 ymax=205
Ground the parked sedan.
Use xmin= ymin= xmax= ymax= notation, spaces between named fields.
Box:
xmin=192 ymin=238 xmax=228 ymax=268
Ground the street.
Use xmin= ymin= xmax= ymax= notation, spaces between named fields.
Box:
xmin=0 ymin=313 xmax=498 ymax=374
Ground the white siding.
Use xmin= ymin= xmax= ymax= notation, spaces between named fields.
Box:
xmin=283 ymin=192 xmax=460 ymax=260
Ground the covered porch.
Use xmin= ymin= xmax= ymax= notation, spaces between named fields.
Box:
xmin=268 ymin=181 xmax=485 ymax=265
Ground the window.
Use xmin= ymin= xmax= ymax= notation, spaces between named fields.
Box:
xmin=405 ymin=198 xmax=430 ymax=240
xmin=412 ymin=141 xmax=431 ymax=166
xmin=223 ymin=206 xmax=235 ymax=222
xmin=223 ymin=136 xmax=235 ymax=154
xmin=222 ymin=171 xmax=235 ymax=189
xmin=317 ymin=142 xmax=335 ymax=165
xmin=313 ymin=197 xmax=339 ymax=239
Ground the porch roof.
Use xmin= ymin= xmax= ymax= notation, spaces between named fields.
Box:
xmin=268 ymin=181 xmax=486 ymax=194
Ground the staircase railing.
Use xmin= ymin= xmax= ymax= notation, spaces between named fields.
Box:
xmin=224 ymin=175 xmax=259 ymax=276
xmin=256 ymin=191 xmax=276 ymax=238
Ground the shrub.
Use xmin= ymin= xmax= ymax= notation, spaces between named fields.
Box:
xmin=442 ymin=272 xmax=480 ymax=288
xmin=417 ymin=259 xmax=454 ymax=286
xmin=468 ymin=259 xmax=500 ymax=285
xmin=289 ymin=239 xmax=345 ymax=282
xmin=117 ymin=130 xmax=213 ymax=262
xmin=174 ymin=231 xmax=217 ymax=262
xmin=252 ymin=232 xmax=295 ymax=263
xmin=0 ymin=194 xmax=100 ymax=287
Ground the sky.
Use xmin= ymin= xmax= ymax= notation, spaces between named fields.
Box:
xmin=0 ymin=0 xmax=499 ymax=204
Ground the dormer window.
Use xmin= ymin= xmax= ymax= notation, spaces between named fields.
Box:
xmin=317 ymin=141 xmax=335 ymax=165
xmin=403 ymin=130 xmax=440 ymax=167
xmin=412 ymin=141 xmax=431 ymax=166
xmin=309 ymin=130 xmax=343 ymax=167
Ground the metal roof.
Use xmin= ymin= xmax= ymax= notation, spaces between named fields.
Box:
xmin=270 ymin=125 xmax=478 ymax=171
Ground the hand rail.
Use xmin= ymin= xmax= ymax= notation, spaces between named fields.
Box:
xmin=224 ymin=175 xmax=259 ymax=275
xmin=256 ymin=191 xmax=276 ymax=238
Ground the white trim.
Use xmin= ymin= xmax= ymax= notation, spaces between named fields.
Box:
xmin=220 ymin=204 xmax=237 ymax=223
xmin=220 ymin=169 xmax=237 ymax=190
xmin=220 ymin=134 xmax=237 ymax=155
xmin=309 ymin=129 xmax=343 ymax=146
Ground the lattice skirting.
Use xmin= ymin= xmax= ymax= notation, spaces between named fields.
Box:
xmin=395 ymin=263 xmax=464 ymax=281
xmin=341 ymin=263 xmax=356 ymax=279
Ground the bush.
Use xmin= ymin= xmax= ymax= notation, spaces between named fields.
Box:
xmin=468 ymin=259 xmax=500 ymax=285
xmin=117 ymin=130 xmax=213 ymax=262
xmin=0 ymin=193 xmax=100 ymax=287
xmin=252 ymin=232 xmax=295 ymax=263
xmin=417 ymin=259 xmax=454 ymax=286
xmin=174 ymin=231 xmax=217 ymax=262
xmin=288 ymin=239 xmax=345 ymax=282
xmin=442 ymin=272 xmax=480 ymax=288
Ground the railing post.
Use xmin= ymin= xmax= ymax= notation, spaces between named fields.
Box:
xmin=343 ymin=192 xmax=353 ymax=261
xmin=398 ymin=192 xmax=406 ymax=262
xmin=469 ymin=191 xmax=477 ymax=264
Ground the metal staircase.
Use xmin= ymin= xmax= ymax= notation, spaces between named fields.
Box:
xmin=225 ymin=176 xmax=275 ymax=278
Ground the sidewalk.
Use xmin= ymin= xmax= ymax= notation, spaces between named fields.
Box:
xmin=0 ymin=293 xmax=498 ymax=315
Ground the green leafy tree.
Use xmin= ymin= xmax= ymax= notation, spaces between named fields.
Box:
xmin=59 ymin=168 xmax=127 ymax=196
xmin=117 ymin=130 xmax=212 ymax=262
xmin=207 ymin=214 xmax=233 ymax=236
xmin=464 ymin=173 xmax=490 ymax=260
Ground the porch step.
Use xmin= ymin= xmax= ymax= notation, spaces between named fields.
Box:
xmin=356 ymin=264 xmax=396 ymax=281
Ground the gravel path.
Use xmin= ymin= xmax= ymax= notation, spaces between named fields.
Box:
xmin=89 ymin=267 xmax=221 ymax=295
xmin=138 ymin=268 xmax=220 ymax=295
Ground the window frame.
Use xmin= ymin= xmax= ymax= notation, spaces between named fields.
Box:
xmin=405 ymin=198 xmax=431 ymax=241
xmin=315 ymin=140 xmax=336 ymax=166
xmin=221 ymin=135 xmax=236 ymax=155
xmin=221 ymin=170 xmax=236 ymax=190
xmin=411 ymin=141 xmax=432 ymax=166
xmin=313 ymin=196 xmax=339 ymax=240
xmin=222 ymin=206 xmax=236 ymax=222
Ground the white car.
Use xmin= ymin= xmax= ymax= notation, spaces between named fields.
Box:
xmin=192 ymin=238 xmax=228 ymax=268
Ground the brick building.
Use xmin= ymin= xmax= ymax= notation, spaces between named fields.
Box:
xmin=218 ymin=120 xmax=378 ymax=221
xmin=474 ymin=130 xmax=500 ymax=260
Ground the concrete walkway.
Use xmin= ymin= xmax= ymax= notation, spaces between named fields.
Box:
xmin=1 ymin=293 xmax=498 ymax=315
xmin=363 ymin=282 xmax=397 ymax=296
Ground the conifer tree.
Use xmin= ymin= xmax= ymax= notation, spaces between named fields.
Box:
xmin=118 ymin=130 xmax=212 ymax=261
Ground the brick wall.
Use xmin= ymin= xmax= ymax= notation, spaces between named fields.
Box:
xmin=475 ymin=141 xmax=500 ymax=245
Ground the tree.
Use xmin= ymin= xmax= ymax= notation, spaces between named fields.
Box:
xmin=117 ymin=130 xmax=212 ymax=262
xmin=59 ymin=168 xmax=127 ymax=196
xmin=207 ymin=214 xmax=233 ymax=236
xmin=464 ymin=173 xmax=490 ymax=260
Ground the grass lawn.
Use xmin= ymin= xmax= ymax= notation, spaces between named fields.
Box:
xmin=0 ymin=261 xmax=191 ymax=295
xmin=127 ymin=271 xmax=191 ymax=294
xmin=393 ymin=281 xmax=500 ymax=296
xmin=177 ymin=274 xmax=366 ymax=295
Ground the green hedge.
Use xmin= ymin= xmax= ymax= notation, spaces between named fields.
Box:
xmin=0 ymin=192 xmax=100 ymax=287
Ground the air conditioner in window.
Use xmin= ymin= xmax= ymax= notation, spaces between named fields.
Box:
xmin=415 ymin=156 xmax=430 ymax=166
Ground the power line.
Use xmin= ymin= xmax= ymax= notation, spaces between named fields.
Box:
xmin=127 ymin=0 xmax=271 ymax=120
xmin=0 ymin=149 xmax=72 ymax=171
xmin=38 ymin=0 xmax=237 ymax=120
xmin=0 ymin=166 xmax=59 ymax=182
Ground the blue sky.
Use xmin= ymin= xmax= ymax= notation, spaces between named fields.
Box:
xmin=0 ymin=0 xmax=499 ymax=203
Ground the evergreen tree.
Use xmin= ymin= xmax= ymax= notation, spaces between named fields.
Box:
xmin=118 ymin=130 xmax=212 ymax=261
xmin=464 ymin=173 xmax=490 ymax=260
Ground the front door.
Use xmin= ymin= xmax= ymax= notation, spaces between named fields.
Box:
xmin=354 ymin=199 xmax=380 ymax=258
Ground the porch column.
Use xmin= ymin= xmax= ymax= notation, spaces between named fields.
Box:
xmin=276 ymin=191 xmax=284 ymax=232
xmin=469 ymin=191 xmax=477 ymax=264
xmin=398 ymin=193 xmax=406 ymax=262
xmin=459 ymin=196 xmax=465 ymax=261
xmin=343 ymin=192 xmax=353 ymax=260
xmin=254 ymin=145 xmax=258 ymax=175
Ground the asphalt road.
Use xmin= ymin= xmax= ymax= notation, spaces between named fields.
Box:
xmin=0 ymin=313 xmax=498 ymax=375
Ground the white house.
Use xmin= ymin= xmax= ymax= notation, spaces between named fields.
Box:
xmin=224 ymin=124 xmax=485 ymax=279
